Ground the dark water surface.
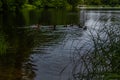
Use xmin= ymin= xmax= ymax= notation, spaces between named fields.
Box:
xmin=0 ymin=9 xmax=120 ymax=80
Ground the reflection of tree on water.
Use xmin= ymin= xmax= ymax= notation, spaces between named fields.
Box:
xmin=38 ymin=9 xmax=52 ymax=25
xmin=0 ymin=11 xmax=36 ymax=80
xmin=0 ymin=28 xmax=36 ymax=80
xmin=79 ymin=9 xmax=87 ymax=29
xmin=67 ymin=9 xmax=80 ymax=25
xmin=0 ymin=27 xmax=42 ymax=80
xmin=0 ymin=10 xmax=65 ymax=80
xmin=0 ymin=32 xmax=8 ymax=54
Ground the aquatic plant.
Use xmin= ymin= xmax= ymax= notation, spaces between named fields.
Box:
xmin=72 ymin=16 xmax=120 ymax=80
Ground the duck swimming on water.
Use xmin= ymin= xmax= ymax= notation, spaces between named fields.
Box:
xmin=83 ymin=26 xmax=87 ymax=30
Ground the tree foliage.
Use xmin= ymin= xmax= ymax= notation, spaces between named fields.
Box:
xmin=67 ymin=0 xmax=80 ymax=7
xmin=0 ymin=0 xmax=120 ymax=11
xmin=84 ymin=0 xmax=120 ymax=6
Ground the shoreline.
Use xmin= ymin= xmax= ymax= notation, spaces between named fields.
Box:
xmin=78 ymin=6 xmax=120 ymax=10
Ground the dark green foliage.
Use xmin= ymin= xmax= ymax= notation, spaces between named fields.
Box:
xmin=1 ymin=0 xmax=9 ymax=10
xmin=0 ymin=0 xmax=2 ymax=7
xmin=83 ymin=0 xmax=120 ymax=6
xmin=67 ymin=0 xmax=79 ymax=7
xmin=15 ymin=0 xmax=27 ymax=7
xmin=0 ymin=0 xmax=120 ymax=11
xmin=28 ymin=0 xmax=34 ymax=4
xmin=109 ymin=0 xmax=119 ymax=7
xmin=0 ymin=0 xmax=27 ymax=10
xmin=0 ymin=0 xmax=68 ymax=10
xmin=87 ymin=0 xmax=102 ymax=5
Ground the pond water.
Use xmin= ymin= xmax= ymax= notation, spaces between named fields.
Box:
xmin=0 ymin=9 xmax=120 ymax=80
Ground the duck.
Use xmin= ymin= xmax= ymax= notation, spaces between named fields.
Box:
xmin=78 ymin=24 xmax=82 ymax=28
xmin=83 ymin=26 xmax=87 ymax=30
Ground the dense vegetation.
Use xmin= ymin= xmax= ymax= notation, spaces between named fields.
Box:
xmin=0 ymin=0 xmax=79 ymax=11
xmin=83 ymin=0 xmax=120 ymax=7
xmin=0 ymin=0 xmax=120 ymax=11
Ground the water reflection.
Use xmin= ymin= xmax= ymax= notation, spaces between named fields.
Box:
xmin=0 ymin=9 xmax=120 ymax=80
xmin=0 ymin=11 xmax=33 ymax=80
xmin=0 ymin=9 xmax=81 ymax=80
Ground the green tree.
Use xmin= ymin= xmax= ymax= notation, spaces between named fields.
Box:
xmin=86 ymin=0 xmax=102 ymax=5
xmin=101 ymin=0 xmax=109 ymax=5
xmin=27 ymin=0 xmax=42 ymax=7
xmin=67 ymin=0 xmax=80 ymax=8
xmin=109 ymin=0 xmax=119 ymax=6
xmin=15 ymin=0 xmax=27 ymax=8
xmin=28 ymin=0 xmax=34 ymax=4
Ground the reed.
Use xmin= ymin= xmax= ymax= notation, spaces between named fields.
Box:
xmin=72 ymin=16 xmax=120 ymax=80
